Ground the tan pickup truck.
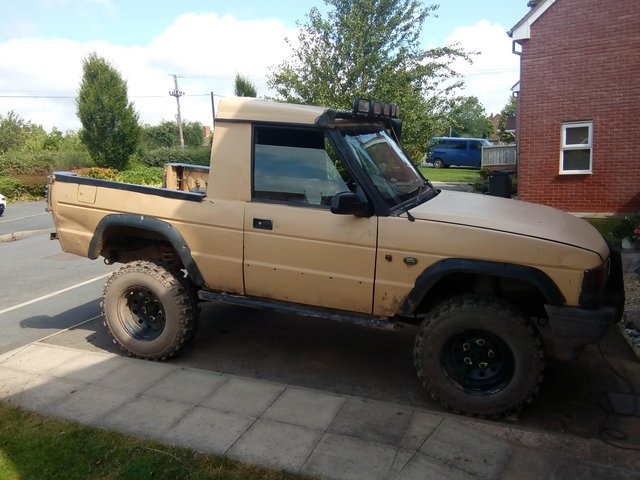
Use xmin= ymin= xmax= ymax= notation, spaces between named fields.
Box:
xmin=48 ymin=97 xmax=624 ymax=417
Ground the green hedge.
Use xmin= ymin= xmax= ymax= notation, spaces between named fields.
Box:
xmin=0 ymin=175 xmax=48 ymax=200
xmin=116 ymin=167 xmax=163 ymax=186
xmin=71 ymin=166 xmax=163 ymax=186
xmin=140 ymin=146 xmax=211 ymax=167
xmin=0 ymin=150 xmax=92 ymax=176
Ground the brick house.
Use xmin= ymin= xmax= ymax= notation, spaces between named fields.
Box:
xmin=509 ymin=0 xmax=640 ymax=214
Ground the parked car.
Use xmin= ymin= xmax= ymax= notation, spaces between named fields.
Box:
xmin=0 ymin=193 xmax=5 ymax=216
xmin=426 ymin=137 xmax=491 ymax=168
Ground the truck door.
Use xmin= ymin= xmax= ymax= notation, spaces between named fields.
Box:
xmin=243 ymin=125 xmax=377 ymax=313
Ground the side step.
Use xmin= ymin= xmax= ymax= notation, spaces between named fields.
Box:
xmin=198 ymin=290 xmax=402 ymax=330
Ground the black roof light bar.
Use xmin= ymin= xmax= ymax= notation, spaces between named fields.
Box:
xmin=352 ymin=98 xmax=400 ymax=119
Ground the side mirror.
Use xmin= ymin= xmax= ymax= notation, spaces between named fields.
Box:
xmin=331 ymin=191 xmax=371 ymax=217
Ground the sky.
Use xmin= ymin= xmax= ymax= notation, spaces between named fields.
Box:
xmin=0 ymin=0 xmax=531 ymax=131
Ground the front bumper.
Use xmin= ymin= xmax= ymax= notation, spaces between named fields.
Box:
xmin=542 ymin=248 xmax=625 ymax=361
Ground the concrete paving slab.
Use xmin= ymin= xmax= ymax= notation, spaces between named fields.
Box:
xmin=47 ymin=384 xmax=139 ymax=424
xmin=400 ymin=411 xmax=443 ymax=450
xmin=301 ymin=432 xmax=398 ymax=480
xmin=98 ymin=395 xmax=193 ymax=440
xmin=328 ymin=397 xmax=414 ymax=446
xmin=10 ymin=375 xmax=83 ymax=413
xmin=0 ymin=366 xmax=38 ymax=399
xmin=0 ymin=347 xmax=28 ymax=364
xmin=48 ymin=351 xmax=127 ymax=383
xmin=394 ymin=451 xmax=476 ymax=480
xmin=201 ymin=376 xmax=284 ymax=416
xmin=387 ymin=449 xmax=416 ymax=479
xmin=420 ymin=418 xmax=513 ymax=479
xmin=0 ymin=344 xmax=83 ymax=374
xmin=144 ymin=368 xmax=226 ymax=405
xmin=499 ymin=446 xmax=560 ymax=480
xmin=262 ymin=387 xmax=345 ymax=430
xmin=93 ymin=359 xmax=178 ymax=394
xmin=163 ymin=406 xmax=254 ymax=454
xmin=502 ymin=445 xmax=640 ymax=480
xmin=228 ymin=418 xmax=322 ymax=472
xmin=553 ymin=455 xmax=640 ymax=480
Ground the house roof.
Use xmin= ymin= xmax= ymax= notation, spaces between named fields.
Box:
xmin=508 ymin=0 xmax=557 ymax=41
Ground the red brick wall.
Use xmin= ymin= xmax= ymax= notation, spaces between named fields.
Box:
xmin=517 ymin=0 xmax=640 ymax=213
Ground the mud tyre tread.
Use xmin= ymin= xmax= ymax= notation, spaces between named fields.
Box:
xmin=102 ymin=260 xmax=198 ymax=361
xmin=413 ymin=294 xmax=544 ymax=417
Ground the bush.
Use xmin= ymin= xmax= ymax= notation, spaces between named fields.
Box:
xmin=71 ymin=167 xmax=119 ymax=180
xmin=0 ymin=176 xmax=28 ymax=198
xmin=140 ymin=146 xmax=211 ymax=167
xmin=610 ymin=214 xmax=640 ymax=241
xmin=53 ymin=150 xmax=93 ymax=171
xmin=0 ymin=150 xmax=92 ymax=177
xmin=0 ymin=175 xmax=47 ymax=200
xmin=116 ymin=166 xmax=163 ymax=186
xmin=70 ymin=166 xmax=163 ymax=186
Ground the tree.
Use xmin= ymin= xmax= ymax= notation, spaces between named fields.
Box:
xmin=0 ymin=111 xmax=42 ymax=154
xmin=267 ymin=0 xmax=470 ymax=160
xmin=497 ymin=96 xmax=517 ymax=143
xmin=76 ymin=53 xmax=141 ymax=170
xmin=444 ymin=96 xmax=494 ymax=138
xmin=142 ymin=120 xmax=205 ymax=149
xmin=234 ymin=74 xmax=257 ymax=97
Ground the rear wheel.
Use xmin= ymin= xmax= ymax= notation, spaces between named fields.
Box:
xmin=414 ymin=294 xmax=544 ymax=417
xmin=102 ymin=260 xmax=198 ymax=360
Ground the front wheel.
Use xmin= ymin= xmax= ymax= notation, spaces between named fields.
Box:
xmin=102 ymin=260 xmax=198 ymax=361
xmin=432 ymin=158 xmax=445 ymax=169
xmin=413 ymin=295 xmax=544 ymax=417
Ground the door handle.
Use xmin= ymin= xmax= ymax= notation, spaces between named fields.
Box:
xmin=253 ymin=218 xmax=273 ymax=230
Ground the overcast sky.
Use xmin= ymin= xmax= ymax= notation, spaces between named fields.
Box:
xmin=0 ymin=0 xmax=530 ymax=131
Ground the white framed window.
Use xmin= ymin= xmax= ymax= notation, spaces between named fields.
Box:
xmin=560 ymin=121 xmax=593 ymax=174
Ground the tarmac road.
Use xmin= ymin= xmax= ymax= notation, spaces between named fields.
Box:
xmin=3 ymin=200 xmax=640 ymax=450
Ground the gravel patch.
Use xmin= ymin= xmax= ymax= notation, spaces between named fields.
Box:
xmin=623 ymin=272 xmax=640 ymax=355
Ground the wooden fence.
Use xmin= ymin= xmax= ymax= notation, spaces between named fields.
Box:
xmin=482 ymin=145 xmax=517 ymax=170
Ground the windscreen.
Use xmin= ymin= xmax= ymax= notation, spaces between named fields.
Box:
xmin=342 ymin=128 xmax=425 ymax=208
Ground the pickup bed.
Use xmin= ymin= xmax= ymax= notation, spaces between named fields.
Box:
xmin=48 ymin=97 xmax=624 ymax=417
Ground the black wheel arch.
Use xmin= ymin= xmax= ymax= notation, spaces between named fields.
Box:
xmin=89 ymin=214 xmax=205 ymax=287
xmin=399 ymin=258 xmax=565 ymax=317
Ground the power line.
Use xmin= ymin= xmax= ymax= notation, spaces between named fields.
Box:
xmin=0 ymin=93 xmax=213 ymax=99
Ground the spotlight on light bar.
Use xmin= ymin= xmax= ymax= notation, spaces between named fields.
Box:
xmin=352 ymin=98 xmax=399 ymax=119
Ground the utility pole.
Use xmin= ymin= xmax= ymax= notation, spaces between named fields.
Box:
xmin=169 ymin=74 xmax=185 ymax=147
xmin=210 ymin=92 xmax=216 ymax=130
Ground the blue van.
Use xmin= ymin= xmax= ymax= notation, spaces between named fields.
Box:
xmin=426 ymin=137 xmax=491 ymax=168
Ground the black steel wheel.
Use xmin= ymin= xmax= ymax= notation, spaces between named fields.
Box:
xmin=119 ymin=286 xmax=166 ymax=342
xmin=441 ymin=329 xmax=514 ymax=395
xmin=414 ymin=294 xmax=543 ymax=417
xmin=102 ymin=260 xmax=198 ymax=360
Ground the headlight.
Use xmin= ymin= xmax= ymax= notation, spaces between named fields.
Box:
xmin=579 ymin=257 xmax=610 ymax=308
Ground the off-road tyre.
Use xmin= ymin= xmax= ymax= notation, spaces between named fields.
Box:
xmin=102 ymin=260 xmax=198 ymax=361
xmin=413 ymin=294 xmax=544 ymax=417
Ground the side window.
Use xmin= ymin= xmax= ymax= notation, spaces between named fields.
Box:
xmin=560 ymin=122 xmax=593 ymax=174
xmin=253 ymin=126 xmax=350 ymax=207
xmin=470 ymin=141 xmax=483 ymax=151
xmin=449 ymin=140 xmax=466 ymax=150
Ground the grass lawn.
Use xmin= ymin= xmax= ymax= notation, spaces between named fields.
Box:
xmin=0 ymin=402 xmax=311 ymax=480
xmin=419 ymin=167 xmax=481 ymax=183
